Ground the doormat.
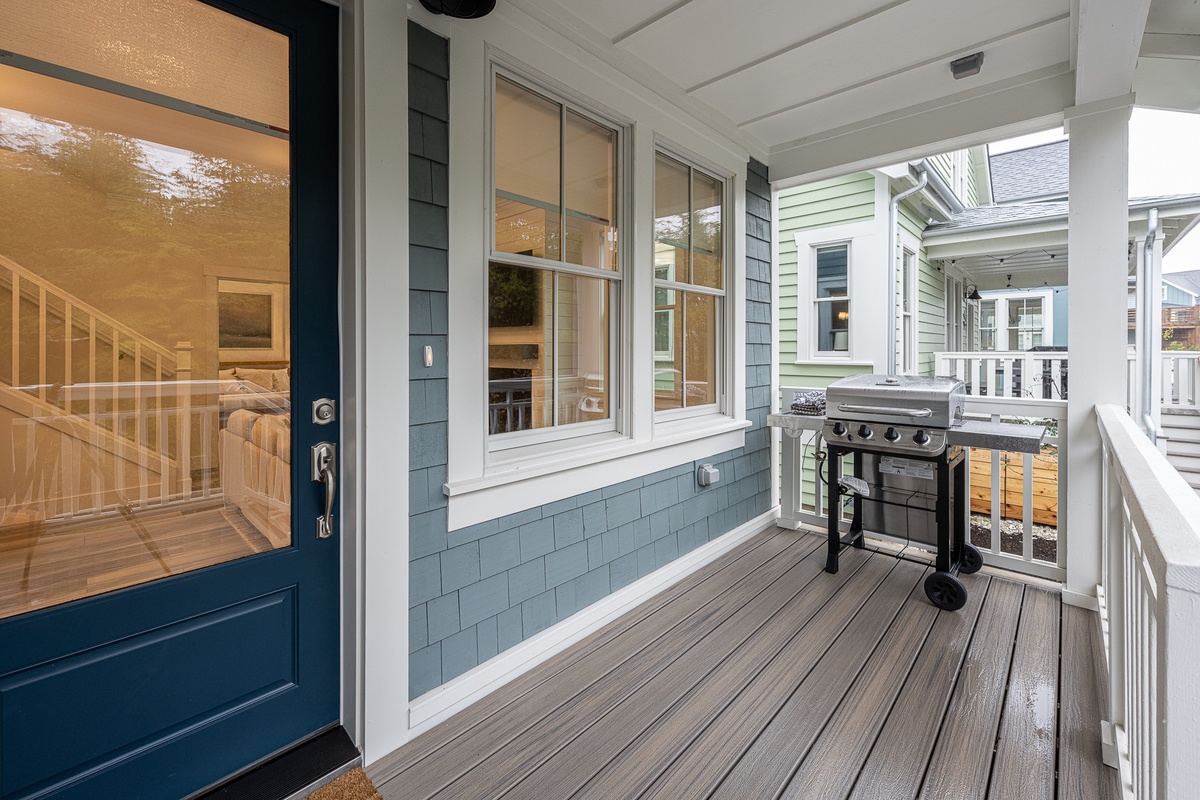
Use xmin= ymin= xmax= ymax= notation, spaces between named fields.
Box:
xmin=304 ymin=768 xmax=382 ymax=800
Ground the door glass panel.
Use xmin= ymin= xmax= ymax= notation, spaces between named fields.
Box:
xmin=0 ymin=2 xmax=291 ymax=620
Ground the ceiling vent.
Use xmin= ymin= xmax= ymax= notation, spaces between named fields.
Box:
xmin=418 ymin=0 xmax=497 ymax=19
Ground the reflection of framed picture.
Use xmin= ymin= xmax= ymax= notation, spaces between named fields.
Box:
xmin=217 ymin=279 xmax=287 ymax=362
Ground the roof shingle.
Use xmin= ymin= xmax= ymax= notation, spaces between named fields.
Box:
xmin=989 ymin=140 xmax=1069 ymax=204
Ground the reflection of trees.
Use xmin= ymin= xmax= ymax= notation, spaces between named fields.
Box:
xmin=0 ymin=115 xmax=289 ymax=372
xmin=488 ymin=263 xmax=540 ymax=328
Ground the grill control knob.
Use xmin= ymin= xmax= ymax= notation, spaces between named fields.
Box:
xmin=913 ymin=429 xmax=930 ymax=446
xmin=857 ymin=424 xmax=874 ymax=440
xmin=884 ymin=427 xmax=900 ymax=442
xmin=831 ymin=422 xmax=847 ymax=437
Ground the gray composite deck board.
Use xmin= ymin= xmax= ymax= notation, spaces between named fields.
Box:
xmin=845 ymin=570 xmax=990 ymax=800
xmin=515 ymin=549 xmax=884 ymax=800
xmin=916 ymin=579 xmax=1024 ymax=800
xmin=1059 ymin=604 xmax=1123 ymax=800
xmin=708 ymin=560 xmax=927 ymax=800
xmin=376 ymin=529 xmax=1120 ymax=800
xmin=989 ymin=587 xmax=1060 ymax=800
xmin=369 ymin=526 xmax=806 ymax=790
xmin=431 ymin=537 xmax=840 ymax=799
xmin=367 ymin=526 xmax=799 ymax=786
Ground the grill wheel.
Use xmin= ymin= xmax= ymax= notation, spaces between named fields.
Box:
xmin=959 ymin=543 xmax=983 ymax=575
xmin=925 ymin=572 xmax=967 ymax=611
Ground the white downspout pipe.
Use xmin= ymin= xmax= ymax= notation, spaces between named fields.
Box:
xmin=887 ymin=170 xmax=928 ymax=374
xmin=1142 ymin=207 xmax=1160 ymax=443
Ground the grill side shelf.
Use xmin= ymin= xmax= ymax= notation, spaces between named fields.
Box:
xmin=947 ymin=420 xmax=1045 ymax=454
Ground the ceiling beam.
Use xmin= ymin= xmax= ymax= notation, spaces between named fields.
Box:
xmin=1140 ymin=32 xmax=1200 ymax=60
xmin=1074 ymin=0 xmax=1152 ymax=104
xmin=769 ymin=66 xmax=1073 ymax=186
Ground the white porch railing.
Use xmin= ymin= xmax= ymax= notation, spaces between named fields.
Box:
xmin=776 ymin=386 xmax=1065 ymax=581
xmin=1097 ymin=404 xmax=1200 ymax=800
xmin=1123 ymin=352 xmax=1200 ymax=407
xmin=938 ymin=349 xmax=1200 ymax=408
xmin=936 ymin=350 xmax=1069 ymax=399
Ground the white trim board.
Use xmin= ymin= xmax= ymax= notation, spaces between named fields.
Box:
xmin=405 ymin=508 xmax=780 ymax=734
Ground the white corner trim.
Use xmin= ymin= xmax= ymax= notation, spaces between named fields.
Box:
xmin=406 ymin=508 xmax=780 ymax=733
xmin=1061 ymin=587 xmax=1099 ymax=611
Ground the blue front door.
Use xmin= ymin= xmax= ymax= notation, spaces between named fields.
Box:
xmin=0 ymin=1 xmax=342 ymax=797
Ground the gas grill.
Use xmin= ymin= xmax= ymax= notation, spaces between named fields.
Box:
xmin=821 ymin=375 xmax=979 ymax=611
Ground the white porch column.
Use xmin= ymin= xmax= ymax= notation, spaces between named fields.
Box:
xmin=1065 ymin=96 xmax=1134 ymax=604
xmin=1133 ymin=227 xmax=1165 ymax=441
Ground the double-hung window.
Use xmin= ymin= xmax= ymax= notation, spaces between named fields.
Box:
xmin=653 ymin=151 xmax=724 ymax=413
xmin=814 ymin=244 xmax=850 ymax=353
xmin=488 ymin=74 xmax=621 ymax=443
xmin=1006 ymin=296 xmax=1043 ymax=349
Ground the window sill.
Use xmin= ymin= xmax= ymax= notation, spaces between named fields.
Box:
xmin=444 ymin=415 xmax=750 ymax=530
xmin=795 ymin=357 xmax=875 ymax=367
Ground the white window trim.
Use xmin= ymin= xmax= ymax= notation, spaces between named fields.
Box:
xmin=652 ymin=145 xmax=732 ymax=422
xmin=486 ymin=68 xmax=626 ymax=450
xmin=976 ymin=289 xmax=1055 ymax=351
xmin=444 ymin=37 xmax=748 ymax=530
xmin=791 ymin=217 xmax=886 ymax=368
xmin=813 ymin=242 xmax=851 ymax=356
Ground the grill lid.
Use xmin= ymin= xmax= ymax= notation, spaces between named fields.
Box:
xmin=826 ymin=374 xmax=965 ymax=429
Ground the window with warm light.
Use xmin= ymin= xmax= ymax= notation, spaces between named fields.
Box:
xmin=488 ymin=74 xmax=621 ymax=443
xmin=815 ymin=244 xmax=850 ymax=353
xmin=653 ymin=151 xmax=725 ymax=413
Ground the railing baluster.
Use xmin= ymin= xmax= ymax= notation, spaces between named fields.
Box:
xmin=8 ymin=271 xmax=17 ymax=388
xmin=37 ymin=285 xmax=47 ymax=403
xmin=135 ymin=342 xmax=149 ymax=510
xmin=88 ymin=314 xmax=97 ymax=426
xmin=64 ymin=303 xmax=73 ymax=412
xmin=157 ymin=354 xmax=168 ymax=505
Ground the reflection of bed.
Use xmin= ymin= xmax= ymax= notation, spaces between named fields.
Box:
xmin=218 ymin=367 xmax=291 ymax=547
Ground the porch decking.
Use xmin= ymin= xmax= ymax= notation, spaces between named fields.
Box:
xmin=369 ymin=527 xmax=1119 ymax=800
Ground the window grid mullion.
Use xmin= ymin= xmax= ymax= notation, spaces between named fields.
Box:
xmin=552 ymin=271 xmax=560 ymax=428
xmin=681 ymin=290 xmax=688 ymax=408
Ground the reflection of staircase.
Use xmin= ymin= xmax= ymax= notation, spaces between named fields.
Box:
xmin=0 ymin=254 xmax=204 ymax=520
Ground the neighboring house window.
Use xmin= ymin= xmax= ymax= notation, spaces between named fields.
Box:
xmin=653 ymin=151 xmax=724 ymax=412
xmin=980 ymin=299 xmax=998 ymax=350
xmin=945 ymin=276 xmax=963 ymax=350
xmin=489 ymin=74 xmax=620 ymax=439
xmin=1006 ymin=296 xmax=1043 ymax=349
xmin=815 ymin=244 xmax=849 ymax=353
xmin=901 ymin=249 xmax=915 ymax=373
xmin=977 ymin=292 xmax=1053 ymax=351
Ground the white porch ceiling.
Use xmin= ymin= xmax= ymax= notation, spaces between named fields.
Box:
xmin=521 ymin=0 xmax=1196 ymax=185
xmin=542 ymin=0 xmax=1075 ymax=182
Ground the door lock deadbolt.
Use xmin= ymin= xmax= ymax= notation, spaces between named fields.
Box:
xmin=312 ymin=398 xmax=336 ymax=425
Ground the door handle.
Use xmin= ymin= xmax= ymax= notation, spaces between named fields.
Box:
xmin=311 ymin=442 xmax=336 ymax=539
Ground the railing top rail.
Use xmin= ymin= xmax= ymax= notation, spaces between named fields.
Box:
xmin=963 ymin=396 xmax=1067 ymax=415
xmin=0 ymin=253 xmax=178 ymax=364
xmin=1097 ymin=404 xmax=1200 ymax=592
xmin=936 ymin=350 xmax=1069 ymax=358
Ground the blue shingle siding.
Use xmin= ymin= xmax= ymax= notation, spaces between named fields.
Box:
xmin=406 ymin=23 xmax=772 ymax=697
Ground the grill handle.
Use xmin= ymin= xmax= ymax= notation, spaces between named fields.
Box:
xmin=836 ymin=404 xmax=933 ymax=418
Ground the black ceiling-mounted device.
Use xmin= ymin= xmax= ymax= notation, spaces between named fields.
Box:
xmin=418 ymin=0 xmax=497 ymax=19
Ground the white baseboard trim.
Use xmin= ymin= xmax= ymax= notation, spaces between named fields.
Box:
xmin=405 ymin=508 xmax=780 ymax=735
xmin=1062 ymin=588 xmax=1099 ymax=611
